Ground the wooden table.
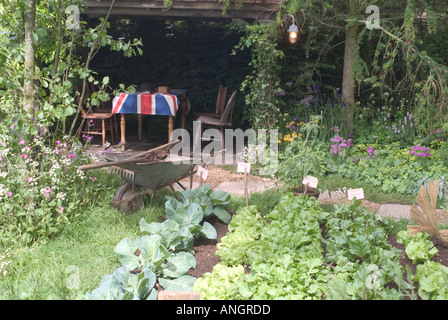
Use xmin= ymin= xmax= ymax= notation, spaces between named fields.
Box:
xmin=112 ymin=90 xmax=190 ymax=151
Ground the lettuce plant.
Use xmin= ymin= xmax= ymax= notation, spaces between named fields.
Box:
xmin=396 ymin=231 xmax=438 ymax=264
xmin=415 ymin=261 xmax=448 ymax=300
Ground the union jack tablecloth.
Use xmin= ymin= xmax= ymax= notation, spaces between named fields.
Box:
xmin=112 ymin=92 xmax=179 ymax=116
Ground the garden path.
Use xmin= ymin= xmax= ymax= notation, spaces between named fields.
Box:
xmin=88 ymin=135 xmax=448 ymax=223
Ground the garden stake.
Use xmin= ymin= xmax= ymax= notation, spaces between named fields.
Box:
xmin=244 ymin=167 xmax=248 ymax=206
xmin=303 ymin=182 xmax=309 ymax=196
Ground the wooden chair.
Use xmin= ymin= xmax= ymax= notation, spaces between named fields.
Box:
xmin=194 ymin=85 xmax=228 ymax=119
xmin=76 ymin=85 xmax=118 ymax=150
xmin=195 ymin=90 xmax=237 ymax=151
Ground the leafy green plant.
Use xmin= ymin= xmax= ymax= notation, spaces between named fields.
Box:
xmin=113 ymin=235 xmax=196 ymax=291
xmin=86 ymin=266 xmax=158 ymax=300
xmin=164 ymin=201 xmax=217 ymax=240
xmin=234 ymin=22 xmax=284 ymax=129
xmin=414 ymin=260 xmax=448 ymax=300
xmin=199 ymin=194 xmax=330 ymax=300
xmin=193 ymin=264 xmax=249 ymax=300
xmin=278 ymin=115 xmax=326 ymax=189
xmin=396 ymin=231 xmax=438 ymax=264
xmin=87 ymin=234 xmax=197 ymax=299
xmin=322 ymin=199 xmax=407 ymax=300
xmin=167 ymin=183 xmax=232 ymax=224
xmin=139 ymin=218 xmax=194 ymax=253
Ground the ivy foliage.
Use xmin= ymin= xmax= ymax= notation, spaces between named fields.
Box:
xmin=234 ymin=23 xmax=285 ymax=130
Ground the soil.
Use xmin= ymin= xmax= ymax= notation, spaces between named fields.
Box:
xmin=188 ymin=216 xmax=229 ymax=278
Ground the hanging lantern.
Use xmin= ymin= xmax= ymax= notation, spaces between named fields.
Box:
xmin=287 ymin=15 xmax=299 ymax=44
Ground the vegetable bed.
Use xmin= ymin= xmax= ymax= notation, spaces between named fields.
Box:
xmin=193 ymin=194 xmax=448 ymax=300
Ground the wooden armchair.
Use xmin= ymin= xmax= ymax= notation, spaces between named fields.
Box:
xmin=195 ymin=90 xmax=237 ymax=151
xmin=194 ymin=85 xmax=228 ymax=119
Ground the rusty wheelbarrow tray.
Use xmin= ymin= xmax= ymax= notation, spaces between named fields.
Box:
xmin=79 ymin=140 xmax=201 ymax=212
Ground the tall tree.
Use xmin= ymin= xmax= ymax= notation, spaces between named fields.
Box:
xmin=280 ymin=0 xmax=448 ymax=133
xmin=23 ymin=0 xmax=36 ymax=117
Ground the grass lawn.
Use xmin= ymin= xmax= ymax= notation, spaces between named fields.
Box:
xmin=0 ymin=188 xmax=170 ymax=300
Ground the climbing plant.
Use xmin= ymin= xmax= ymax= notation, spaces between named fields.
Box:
xmin=233 ymin=23 xmax=284 ymax=130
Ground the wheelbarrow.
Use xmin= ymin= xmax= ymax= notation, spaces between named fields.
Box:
xmin=79 ymin=140 xmax=201 ymax=212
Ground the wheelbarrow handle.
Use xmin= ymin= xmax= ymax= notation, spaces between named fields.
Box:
xmin=78 ymin=140 xmax=181 ymax=171
xmin=125 ymin=140 xmax=180 ymax=161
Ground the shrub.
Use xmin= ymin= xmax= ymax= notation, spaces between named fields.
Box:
xmin=0 ymin=118 xmax=117 ymax=246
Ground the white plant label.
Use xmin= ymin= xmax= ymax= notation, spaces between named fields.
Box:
xmin=347 ymin=188 xmax=365 ymax=200
xmin=302 ymin=175 xmax=318 ymax=189
xmin=237 ymin=163 xmax=251 ymax=173
xmin=196 ymin=166 xmax=208 ymax=180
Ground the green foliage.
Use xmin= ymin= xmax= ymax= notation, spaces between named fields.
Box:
xmin=323 ymin=142 xmax=448 ymax=196
xmin=414 ymin=261 xmax=448 ymax=300
xmin=87 ymin=185 xmax=232 ymax=299
xmin=139 ymin=218 xmax=194 ymax=253
xmin=278 ymin=115 xmax=327 ymax=188
xmin=168 ymin=183 xmax=232 ymax=224
xmin=195 ymin=195 xmax=422 ymax=300
xmin=193 ymin=264 xmax=248 ymax=300
xmin=86 ymin=266 xmax=158 ymax=300
xmin=86 ymin=234 xmax=197 ymax=299
xmin=139 ymin=184 xmax=232 ymax=252
xmin=0 ymin=116 xmax=118 ymax=246
xmin=396 ymin=229 xmax=448 ymax=300
xmin=323 ymin=200 xmax=409 ymax=300
xmin=196 ymin=194 xmax=330 ymax=300
xmin=234 ymin=23 xmax=284 ymax=129
xmin=396 ymin=231 xmax=438 ymax=264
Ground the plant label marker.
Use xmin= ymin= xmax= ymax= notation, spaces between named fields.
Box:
xmin=237 ymin=163 xmax=251 ymax=173
xmin=302 ymin=175 xmax=318 ymax=189
xmin=196 ymin=166 xmax=208 ymax=186
xmin=238 ymin=163 xmax=251 ymax=206
xmin=347 ymin=188 xmax=365 ymax=200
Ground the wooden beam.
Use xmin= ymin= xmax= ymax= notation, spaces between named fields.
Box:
xmin=82 ymin=0 xmax=278 ymax=21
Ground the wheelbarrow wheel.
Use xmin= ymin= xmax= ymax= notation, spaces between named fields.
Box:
xmin=113 ymin=183 xmax=145 ymax=212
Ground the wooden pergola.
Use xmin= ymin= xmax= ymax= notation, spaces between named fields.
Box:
xmin=82 ymin=0 xmax=280 ymax=22
xmin=82 ymin=0 xmax=281 ymax=151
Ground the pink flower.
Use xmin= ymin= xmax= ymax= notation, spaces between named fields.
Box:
xmin=7 ymin=192 xmax=12 ymax=197
xmin=22 ymin=154 xmax=28 ymax=159
xmin=19 ymin=139 xmax=25 ymax=145
xmin=60 ymin=206 xmax=64 ymax=211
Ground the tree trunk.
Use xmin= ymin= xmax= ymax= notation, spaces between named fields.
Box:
xmin=342 ymin=1 xmax=359 ymax=134
xmin=23 ymin=0 xmax=36 ymax=118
